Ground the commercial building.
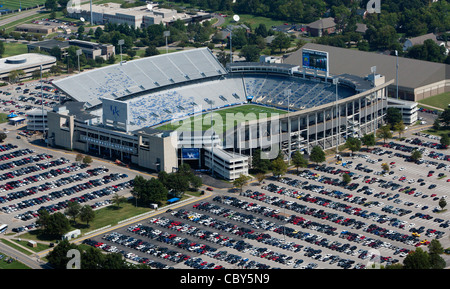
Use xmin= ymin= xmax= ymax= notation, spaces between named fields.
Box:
xmin=68 ymin=2 xmax=211 ymax=28
xmin=15 ymin=24 xmax=57 ymax=35
xmin=27 ymin=39 xmax=115 ymax=60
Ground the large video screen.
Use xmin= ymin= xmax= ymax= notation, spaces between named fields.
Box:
xmin=182 ymin=148 xmax=200 ymax=159
xmin=302 ymin=49 xmax=329 ymax=72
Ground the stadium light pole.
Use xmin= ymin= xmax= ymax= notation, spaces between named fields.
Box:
xmin=164 ymin=31 xmax=170 ymax=54
xmin=118 ymin=39 xmax=124 ymax=65
xmin=395 ymin=50 xmax=399 ymax=100
xmin=371 ymin=66 xmax=377 ymax=135
xmin=333 ymin=77 xmax=339 ymax=157
xmin=76 ymin=49 xmax=82 ymax=73
xmin=40 ymin=65 xmax=44 ymax=140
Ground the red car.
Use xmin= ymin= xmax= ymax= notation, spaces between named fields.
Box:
xmin=206 ymin=187 xmax=213 ymax=191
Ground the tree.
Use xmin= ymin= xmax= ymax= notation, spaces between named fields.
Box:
xmin=79 ymin=205 xmax=95 ymax=226
xmin=82 ymin=155 xmax=93 ymax=165
xmin=403 ymin=247 xmax=431 ymax=269
xmin=256 ymin=172 xmax=266 ymax=184
xmin=145 ymin=177 xmax=169 ymax=204
xmin=46 ymin=212 xmax=71 ymax=236
xmin=145 ymin=45 xmax=160 ymax=57
xmin=361 ymin=133 xmax=376 ymax=149
xmin=393 ymin=120 xmax=406 ymax=138
xmin=310 ymin=146 xmax=326 ymax=164
xmin=111 ymin=193 xmax=127 ymax=208
xmin=239 ymin=45 xmax=261 ymax=62
xmin=345 ymin=137 xmax=361 ymax=156
xmin=342 ymin=173 xmax=351 ymax=185
xmin=75 ymin=153 xmax=84 ymax=163
xmin=36 ymin=208 xmax=51 ymax=231
xmin=251 ymin=149 xmax=271 ymax=173
xmin=386 ymin=107 xmax=402 ymax=126
xmin=440 ymin=134 xmax=450 ymax=148
xmin=377 ymin=125 xmax=393 ymax=144
xmin=438 ymin=198 xmax=447 ymax=210
xmin=233 ymin=174 xmax=251 ymax=193
xmin=381 ymin=162 xmax=390 ymax=172
xmin=410 ymin=149 xmax=422 ymax=162
xmin=271 ymin=157 xmax=287 ymax=179
xmin=0 ymin=41 xmax=4 ymax=58
xmin=46 ymin=239 xmax=79 ymax=269
xmin=271 ymin=32 xmax=291 ymax=53
xmin=438 ymin=108 xmax=450 ymax=126
xmin=0 ymin=132 xmax=6 ymax=142
xmin=45 ymin=0 xmax=58 ymax=11
xmin=65 ymin=201 xmax=81 ymax=223
xmin=291 ymin=150 xmax=308 ymax=172
xmin=433 ymin=118 xmax=441 ymax=130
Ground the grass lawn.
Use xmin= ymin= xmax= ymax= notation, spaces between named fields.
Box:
xmin=417 ymin=92 xmax=450 ymax=110
xmin=0 ymin=0 xmax=45 ymax=11
xmin=156 ymin=104 xmax=288 ymax=133
xmin=422 ymin=127 xmax=450 ymax=138
xmin=0 ymin=113 xmax=9 ymax=123
xmin=0 ymin=248 xmax=31 ymax=269
xmin=220 ymin=14 xmax=286 ymax=29
xmin=1 ymin=42 xmax=28 ymax=58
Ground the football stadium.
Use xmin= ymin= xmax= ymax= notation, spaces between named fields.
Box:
xmin=48 ymin=47 xmax=393 ymax=180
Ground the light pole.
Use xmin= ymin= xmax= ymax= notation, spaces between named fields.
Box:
xmin=333 ymin=77 xmax=339 ymax=157
xmin=230 ymin=14 xmax=240 ymax=63
xmin=76 ymin=49 xmax=82 ymax=73
xmin=40 ymin=65 xmax=44 ymax=139
xmin=118 ymin=39 xmax=124 ymax=65
xmin=164 ymin=31 xmax=170 ymax=54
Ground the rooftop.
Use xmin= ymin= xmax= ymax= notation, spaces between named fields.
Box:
xmin=0 ymin=53 xmax=56 ymax=75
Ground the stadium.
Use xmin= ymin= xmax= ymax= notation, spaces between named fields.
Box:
xmin=48 ymin=47 xmax=393 ymax=180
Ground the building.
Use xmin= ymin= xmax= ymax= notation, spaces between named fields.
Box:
xmin=15 ymin=24 xmax=57 ymax=35
xmin=26 ymin=108 xmax=48 ymax=131
xmin=285 ymin=43 xmax=450 ymax=102
xmin=386 ymin=98 xmax=418 ymax=125
xmin=48 ymin=48 xmax=389 ymax=180
xmin=68 ymin=2 xmax=211 ymax=28
xmin=403 ymin=33 xmax=449 ymax=54
xmin=0 ymin=53 xmax=56 ymax=82
xmin=306 ymin=17 xmax=336 ymax=37
xmin=27 ymin=39 xmax=115 ymax=60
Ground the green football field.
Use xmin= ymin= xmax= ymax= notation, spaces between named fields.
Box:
xmin=156 ymin=104 xmax=288 ymax=133
xmin=0 ymin=0 xmax=45 ymax=11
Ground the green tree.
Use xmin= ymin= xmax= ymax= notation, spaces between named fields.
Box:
xmin=46 ymin=212 xmax=71 ymax=236
xmin=46 ymin=239 xmax=79 ymax=269
xmin=251 ymin=148 xmax=271 ymax=173
xmin=145 ymin=45 xmax=160 ymax=57
xmin=271 ymin=157 xmax=287 ymax=179
xmin=393 ymin=120 xmax=406 ymax=138
xmin=439 ymin=198 xmax=447 ymax=210
xmin=376 ymin=125 xmax=393 ymax=144
xmin=0 ymin=41 xmax=4 ymax=58
xmin=111 ymin=193 xmax=127 ymax=208
xmin=82 ymin=155 xmax=93 ymax=165
xmin=309 ymin=146 xmax=326 ymax=164
xmin=410 ymin=149 xmax=422 ymax=162
xmin=79 ymin=205 xmax=95 ymax=226
xmin=342 ymin=173 xmax=351 ymax=185
xmin=271 ymin=32 xmax=291 ymax=53
xmin=45 ymin=0 xmax=58 ymax=11
xmin=440 ymin=134 xmax=450 ymax=147
xmin=239 ymin=45 xmax=261 ymax=62
xmin=361 ymin=133 xmax=376 ymax=149
xmin=345 ymin=137 xmax=362 ymax=156
xmin=233 ymin=174 xmax=251 ymax=193
xmin=65 ymin=201 xmax=81 ymax=223
xmin=291 ymin=150 xmax=308 ymax=172
xmin=0 ymin=132 xmax=6 ymax=142
xmin=145 ymin=177 xmax=169 ymax=204
xmin=403 ymin=247 xmax=431 ymax=269
xmin=386 ymin=107 xmax=402 ymax=126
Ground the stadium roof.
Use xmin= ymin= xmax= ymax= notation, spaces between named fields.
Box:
xmin=52 ymin=48 xmax=227 ymax=108
xmin=285 ymin=43 xmax=450 ymax=90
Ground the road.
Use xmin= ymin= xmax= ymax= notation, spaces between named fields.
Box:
xmin=0 ymin=7 xmax=45 ymax=28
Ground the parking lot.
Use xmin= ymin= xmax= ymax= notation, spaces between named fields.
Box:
xmin=0 ymin=78 xmax=448 ymax=270
xmin=0 ymin=79 xmax=144 ymax=231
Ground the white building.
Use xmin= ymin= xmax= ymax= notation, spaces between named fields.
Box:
xmin=387 ymin=98 xmax=418 ymax=125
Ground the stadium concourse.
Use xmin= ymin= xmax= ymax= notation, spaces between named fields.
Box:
xmin=48 ymin=47 xmax=391 ymax=180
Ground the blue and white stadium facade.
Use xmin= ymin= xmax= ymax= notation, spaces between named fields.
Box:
xmin=48 ymin=48 xmax=392 ymax=180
